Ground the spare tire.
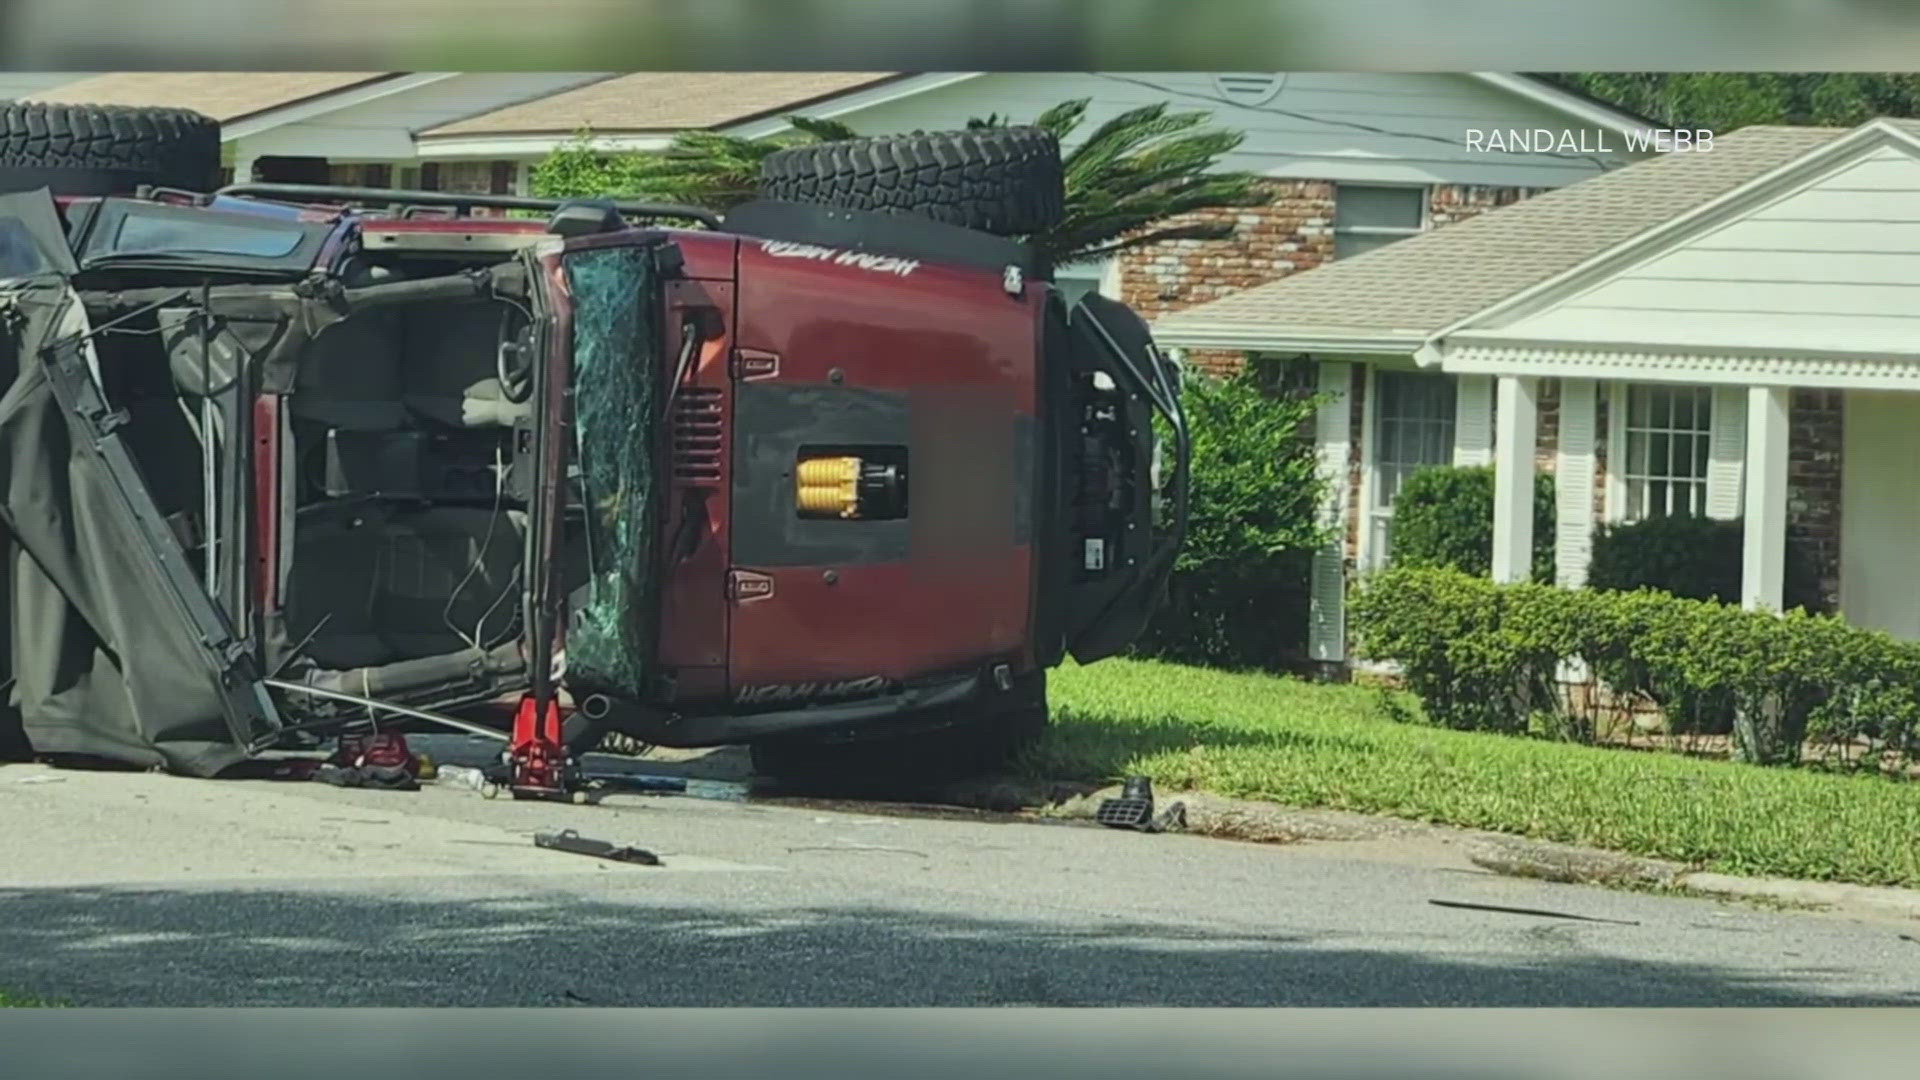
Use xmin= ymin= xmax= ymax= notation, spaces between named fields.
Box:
xmin=758 ymin=126 xmax=1065 ymax=237
xmin=0 ymin=103 xmax=223 ymax=196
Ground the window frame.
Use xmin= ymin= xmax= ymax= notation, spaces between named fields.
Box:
xmin=1605 ymin=381 xmax=1718 ymax=523
xmin=1333 ymin=183 xmax=1429 ymax=260
xmin=1359 ymin=365 xmax=1458 ymax=570
xmin=73 ymin=197 xmax=331 ymax=276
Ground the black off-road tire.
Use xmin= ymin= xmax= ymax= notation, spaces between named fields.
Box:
xmin=758 ymin=126 xmax=1065 ymax=237
xmin=749 ymin=674 xmax=1049 ymax=796
xmin=0 ymin=103 xmax=223 ymax=196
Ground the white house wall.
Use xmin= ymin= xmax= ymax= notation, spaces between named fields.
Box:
xmin=1841 ymin=390 xmax=1920 ymax=640
xmin=1482 ymin=144 xmax=1920 ymax=355
xmin=232 ymin=73 xmax=610 ymax=162
xmin=819 ymin=72 xmax=1638 ymax=188
xmin=0 ymin=74 xmax=84 ymax=100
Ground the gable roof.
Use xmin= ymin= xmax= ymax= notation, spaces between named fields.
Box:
xmin=1151 ymin=124 xmax=1860 ymax=353
xmin=24 ymin=72 xmax=397 ymax=124
xmin=419 ymin=72 xmax=902 ymax=137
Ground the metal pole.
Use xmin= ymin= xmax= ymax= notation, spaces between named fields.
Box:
xmin=199 ymin=291 xmax=218 ymax=590
xmin=261 ymin=678 xmax=511 ymax=742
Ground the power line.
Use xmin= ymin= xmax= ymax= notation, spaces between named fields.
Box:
xmin=1092 ymin=73 xmax=1627 ymax=173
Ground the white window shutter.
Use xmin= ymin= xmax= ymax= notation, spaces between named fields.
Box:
xmin=1555 ymin=379 xmax=1599 ymax=588
xmin=1706 ymin=385 xmax=1748 ymax=520
xmin=1453 ymin=374 xmax=1495 ymax=466
xmin=1310 ymin=361 xmax=1353 ymax=662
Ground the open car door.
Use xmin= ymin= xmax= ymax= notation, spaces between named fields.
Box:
xmin=519 ymin=235 xmax=678 ymax=714
xmin=1 ymin=254 xmax=282 ymax=775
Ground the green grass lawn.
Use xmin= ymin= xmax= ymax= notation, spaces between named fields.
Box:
xmin=1029 ymin=658 xmax=1920 ymax=889
xmin=0 ymin=990 xmax=57 ymax=1007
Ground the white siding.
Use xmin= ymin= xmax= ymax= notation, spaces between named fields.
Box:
xmin=1498 ymin=144 xmax=1920 ymax=354
xmin=820 ymin=72 xmax=1636 ymax=189
xmin=1841 ymin=391 xmax=1920 ymax=640
xmin=233 ymin=73 xmax=608 ymax=161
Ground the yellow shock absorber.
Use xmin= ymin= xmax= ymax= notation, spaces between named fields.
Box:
xmin=796 ymin=455 xmax=863 ymax=519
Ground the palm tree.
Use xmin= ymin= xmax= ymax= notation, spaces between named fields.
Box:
xmin=529 ymin=98 xmax=1265 ymax=267
xmin=969 ymin=98 xmax=1267 ymax=267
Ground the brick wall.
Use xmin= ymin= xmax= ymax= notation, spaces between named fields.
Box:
xmin=1118 ymin=179 xmax=1337 ymax=378
xmin=1429 ymin=183 xmax=1551 ymax=228
xmin=1789 ymin=390 xmax=1844 ymax=611
xmin=1122 ymin=180 xmax=1548 ymax=378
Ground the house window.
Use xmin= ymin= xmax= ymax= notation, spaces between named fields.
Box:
xmin=1334 ymin=184 xmax=1426 ymax=259
xmin=1053 ymin=258 xmax=1114 ymax=305
xmin=1619 ymin=384 xmax=1714 ymax=521
xmin=435 ymin=162 xmax=494 ymax=194
xmin=328 ymin=163 xmax=393 ymax=188
xmin=1366 ymin=369 xmax=1456 ymax=567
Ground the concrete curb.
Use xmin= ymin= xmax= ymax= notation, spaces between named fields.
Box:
xmin=939 ymin=778 xmax=1920 ymax=921
xmin=1674 ymin=873 xmax=1920 ymax=922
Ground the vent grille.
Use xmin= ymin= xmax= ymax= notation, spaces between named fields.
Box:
xmin=672 ymin=388 xmax=724 ymax=485
xmin=1213 ymin=73 xmax=1284 ymax=106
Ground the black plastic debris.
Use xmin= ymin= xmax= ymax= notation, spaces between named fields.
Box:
xmin=534 ymin=828 xmax=661 ymax=866
xmin=1428 ymin=898 xmax=1640 ymax=926
xmin=1096 ymin=776 xmax=1185 ymax=833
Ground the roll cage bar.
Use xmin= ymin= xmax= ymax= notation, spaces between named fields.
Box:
xmin=211 ymin=183 xmax=723 ymax=230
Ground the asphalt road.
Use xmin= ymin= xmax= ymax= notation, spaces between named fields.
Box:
xmin=1 ymin=734 xmax=1916 ymax=1007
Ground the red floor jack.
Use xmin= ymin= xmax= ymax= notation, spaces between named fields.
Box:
xmin=497 ymin=692 xmax=585 ymax=802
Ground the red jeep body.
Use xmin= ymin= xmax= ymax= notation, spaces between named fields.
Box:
xmin=1 ymin=182 xmax=1186 ymax=772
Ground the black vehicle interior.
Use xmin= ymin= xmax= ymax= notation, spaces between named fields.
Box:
xmin=281 ymin=286 xmax=535 ymax=677
xmin=82 ymin=238 xmax=558 ymax=712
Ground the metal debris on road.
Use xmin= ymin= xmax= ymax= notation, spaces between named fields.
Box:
xmin=533 ymin=829 xmax=661 ymax=866
xmin=1428 ymin=898 xmax=1641 ymax=926
xmin=436 ymin=762 xmax=748 ymax=804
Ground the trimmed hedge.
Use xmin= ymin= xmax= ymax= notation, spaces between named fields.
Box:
xmin=1389 ymin=465 xmax=1556 ymax=584
xmin=1589 ymin=512 xmax=1823 ymax=612
xmin=1352 ymin=567 xmax=1920 ymax=770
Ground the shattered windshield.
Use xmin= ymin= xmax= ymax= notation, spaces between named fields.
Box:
xmin=561 ymin=245 xmax=663 ymax=698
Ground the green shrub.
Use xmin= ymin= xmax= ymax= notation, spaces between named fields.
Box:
xmin=1352 ymin=566 xmax=1920 ymax=770
xmin=1136 ymin=367 xmax=1327 ymax=670
xmin=1589 ymin=513 xmax=1823 ymax=611
xmin=1389 ymin=465 xmax=1556 ymax=584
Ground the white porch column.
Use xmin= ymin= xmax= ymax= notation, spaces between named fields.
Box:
xmin=231 ymin=152 xmax=258 ymax=184
xmin=1308 ymin=361 xmax=1354 ymax=662
xmin=1554 ymin=378 xmax=1598 ymax=588
xmin=1491 ymin=375 xmax=1540 ymax=584
xmin=1742 ymin=385 xmax=1792 ymax=612
xmin=1452 ymin=374 xmax=1495 ymax=467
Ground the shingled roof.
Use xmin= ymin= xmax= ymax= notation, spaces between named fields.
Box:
xmin=1153 ymin=124 xmax=1883 ymax=352
xmin=25 ymin=72 xmax=395 ymax=123
xmin=420 ymin=72 xmax=900 ymax=137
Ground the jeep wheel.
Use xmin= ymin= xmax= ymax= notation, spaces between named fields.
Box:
xmin=0 ymin=103 xmax=224 ymax=196
xmin=749 ymin=675 xmax=1049 ymax=795
xmin=758 ymin=126 xmax=1065 ymax=237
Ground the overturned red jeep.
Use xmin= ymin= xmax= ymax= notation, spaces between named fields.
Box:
xmin=0 ymin=102 xmax=1187 ymax=787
